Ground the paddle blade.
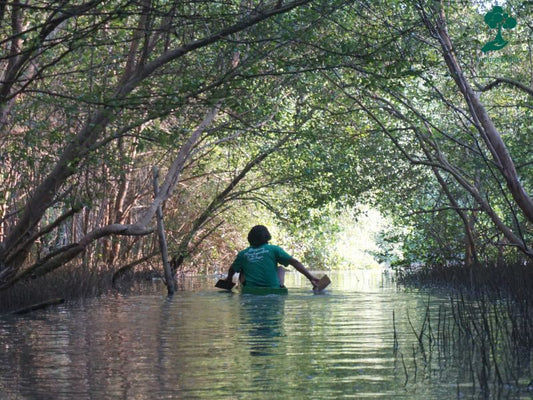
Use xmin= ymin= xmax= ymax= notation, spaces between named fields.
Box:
xmin=215 ymin=279 xmax=235 ymax=291
xmin=315 ymin=275 xmax=331 ymax=291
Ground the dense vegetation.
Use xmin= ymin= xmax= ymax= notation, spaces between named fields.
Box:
xmin=0 ymin=0 xmax=532 ymax=300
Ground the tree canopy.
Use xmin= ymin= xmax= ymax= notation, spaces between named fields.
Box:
xmin=1 ymin=0 xmax=532 ymax=292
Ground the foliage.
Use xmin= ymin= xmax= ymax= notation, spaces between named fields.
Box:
xmin=1 ymin=0 xmax=533 ymax=298
xmin=271 ymin=203 xmax=391 ymax=270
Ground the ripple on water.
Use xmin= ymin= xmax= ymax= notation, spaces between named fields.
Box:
xmin=0 ymin=271 xmax=512 ymax=399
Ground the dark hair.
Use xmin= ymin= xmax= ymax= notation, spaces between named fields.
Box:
xmin=247 ymin=225 xmax=271 ymax=247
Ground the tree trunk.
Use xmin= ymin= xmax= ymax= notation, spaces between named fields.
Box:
xmin=153 ymin=167 xmax=175 ymax=295
xmin=0 ymin=0 xmax=312 ymax=281
xmin=430 ymin=164 xmax=478 ymax=266
xmin=357 ymin=91 xmax=533 ymax=259
xmin=427 ymin=7 xmax=533 ymax=224
xmin=0 ymin=105 xmax=219 ymax=289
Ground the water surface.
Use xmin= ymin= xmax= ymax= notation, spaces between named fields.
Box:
xmin=0 ymin=270 xmax=530 ymax=399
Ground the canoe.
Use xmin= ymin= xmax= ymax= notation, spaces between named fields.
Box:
xmin=240 ymin=286 xmax=288 ymax=295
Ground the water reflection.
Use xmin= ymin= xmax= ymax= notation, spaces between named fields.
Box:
xmin=0 ymin=270 xmax=528 ymax=399
xmin=240 ymin=295 xmax=286 ymax=357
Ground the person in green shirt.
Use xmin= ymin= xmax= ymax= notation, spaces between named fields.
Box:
xmin=223 ymin=225 xmax=320 ymax=288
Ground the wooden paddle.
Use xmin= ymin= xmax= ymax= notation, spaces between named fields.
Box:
xmin=314 ymin=275 xmax=331 ymax=291
xmin=215 ymin=279 xmax=235 ymax=291
xmin=216 ymin=275 xmax=330 ymax=292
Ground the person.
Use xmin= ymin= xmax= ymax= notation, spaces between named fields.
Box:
xmin=224 ymin=225 xmax=320 ymax=289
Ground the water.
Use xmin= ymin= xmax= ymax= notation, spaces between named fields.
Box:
xmin=0 ymin=270 xmax=531 ymax=399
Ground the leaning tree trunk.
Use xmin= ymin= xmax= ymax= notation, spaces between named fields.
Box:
xmin=422 ymin=5 xmax=533 ymax=225
xmin=0 ymin=0 xmax=314 ymax=283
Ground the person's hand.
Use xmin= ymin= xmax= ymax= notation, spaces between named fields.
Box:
xmin=309 ymin=276 xmax=320 ymax=288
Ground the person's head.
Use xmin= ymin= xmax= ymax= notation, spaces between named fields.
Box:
xmin=247 ymin=225 xmax=271 ymax=247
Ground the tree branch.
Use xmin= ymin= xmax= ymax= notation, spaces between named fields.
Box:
xmin=1 ymin=0 xmax=312 ymax=273
xmin=0 ymin=223 xmax=152 ymax=289
xmin=477 ymin=77 xmax=533 ymax=97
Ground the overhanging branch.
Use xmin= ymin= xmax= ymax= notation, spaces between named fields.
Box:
xmin=0 ymin=224 xmax=152 ymax=290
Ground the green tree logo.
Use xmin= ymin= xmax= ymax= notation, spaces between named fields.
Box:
xmin=482 ymin=6 xmax=517 ymax=53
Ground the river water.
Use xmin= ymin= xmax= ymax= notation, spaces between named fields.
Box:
xmin=0 ymin=270 xmax=531 ymax=399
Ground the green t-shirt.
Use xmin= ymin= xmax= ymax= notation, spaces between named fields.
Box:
xmin=231 ymin=244 xmax=292 ymax=288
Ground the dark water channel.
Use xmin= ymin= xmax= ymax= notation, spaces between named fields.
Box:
xmin=1 ymin=270 xmax=532 ymax=399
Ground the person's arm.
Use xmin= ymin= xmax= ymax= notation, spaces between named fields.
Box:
xmin=288 ymin=258 xmax=320 ymax=287
xmin=225 ymin=266 xmax=236 ymax=283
